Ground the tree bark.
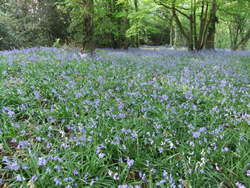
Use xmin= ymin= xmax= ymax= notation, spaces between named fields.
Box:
xmin=193 ymin=0 xmax=197 ymax=49
xmin=171 ymin=3 xmax=190 ymax=50
xmin=196 ymin=1 xmax=208 ymax=50
xmin=189 ymin=14 xmax=194 ymax=51
xmin=117 ymin=19 xmax=122 ymax=49
xmin=82 ymin=0 xmax=95 ymax=55
xmin=205 ymin=0 xmax=217 ymax=50
xmin=174 ymin=24 xmax=177 ymax=46
xmin=170 ymin=19 xmax=173 ymax=46
xmin=124 ymin=0 xmax=129 ymax=50
xmin=109 ymin=0 xmax=117 ymax=48
xmin=134 ymin=0 xmax=139 ymax=47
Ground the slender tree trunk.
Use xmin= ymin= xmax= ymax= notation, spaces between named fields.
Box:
xmin=116 ymin=1 xmax=122 ymax=49
xmin=124 ymin=0 xmax=129 ymax=50
xmin=117 ymin=19 xmax=122 ymax=49
xmin=170 ymin=20 xmax=173 ymax=46
xmin=193 ymin=0 xmax=197 ymax=49
xmin=232 ymin=29 xmax=250 ymax=50
xmin=189 ymin=0 xmax=194 ymax=51
xmin=174 ymin=24 xmax=177 ymax=46
xmin=172 ymin=3 xmax=190 ymax=50
xmin=110 ymin=0 xmax=117 ymax=48
xmin=189 ymin=14 xmax=194 ymax=51
xmin=237 ymin=34 xmax=249 ymax=50
xmin=134 ymin=0 xmax=139 ymax=47
xmin=82 ymin=0 xmax=95 ymax=55
xmin=111 ymin=33 xmax=117 ymax=48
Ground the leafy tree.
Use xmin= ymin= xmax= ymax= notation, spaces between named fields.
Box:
xmin=0 ymin=0 xmax=69 ymax=50
xmin=154 ymin=0 xmax=220 ymax=51
xmin=218 ymin=0 xmax=249 ymax=50
xmin=94 ymin=0 xmax=125 ymax=48
xmin=58 ymin=0 xmax=95 ymax=54
xmin=127 ymin=0 xmax=167 ymax=46
xmin=0 ymin=0 xmax=248 ymax=51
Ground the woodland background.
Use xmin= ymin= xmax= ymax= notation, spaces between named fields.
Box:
xmin=0 ymin=0 xmax=249 ymax=52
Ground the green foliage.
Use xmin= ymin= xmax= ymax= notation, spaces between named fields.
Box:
xmin=0 ymin=0 xmax=69 ymax=50
xmin=0 ymin=0 xmax=249 ymax=50
xmin=217 ymin=0 xmax=250 ymax=50
xmin=52 ymin=38 xmax=61 ymax=48
xmin=215 ymin=23 xmax=231 ymax=49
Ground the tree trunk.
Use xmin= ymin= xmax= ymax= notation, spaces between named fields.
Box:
xmin=237 ymin=34 xmax=249 ymax=50
xmin=189 ymin=0 xmax=194 ymax=51
xmin=172 ymin=5 xmax=190 ymax=50
xmin=195 ymin=0 xmax=208 ymax=50
xmin=111 ymin=33 xmax=117 ymax=49
xmin=82 ymin=0 xmax=95 ymax=55
xmin=193 ymin=0 xmax=197 ymax=49
xmin=124 ymin=0 xmax=129 ymax=50
xmin=109 ymin=0 xmax=117 ymax=48
xmin=134 ymin=0 xmax=139 ymax=47
xmin=174 ymin=24 xmax=177 ymax=46
xmin=205 ymin=0 xmax=217 ymax=50
xmin=117 ymin=19 xmax=122 ymax=49
xmin=115 ymin=1 xmax=122 ymax=49
xmin=232 ymin=29 xmax=250 ymax=50
xmin=170 ymin=20 xmax=173 ymax=46
xmin=189 ymin=14 xmax=194 ymax=51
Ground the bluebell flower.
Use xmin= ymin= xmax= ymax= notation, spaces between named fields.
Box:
xmin=31 ymin=175 xmax=37 ymax=182
xmin=46 ymin=167 xmax=51 ymax=174
xmin=235 ymin=182 xmax=246 ymax=188
xmin=6 ymin=159 xmax=20 ymax=171
xmin=33 ymin=91 xmax=40 ymax=99
xmin=159 ymin=147 xmax=164 ymax=153
xmin=113 ymin=173 xmax=119 ymax=180
xmin=126 ymin=158 xmax=134 ymax=168
xmin=37 ymin=157 xmax=47 ymax=166
xmin=146 ymin=160 xmax=149 ymax=167
xmin=54 ymin=177 xmax=62 ymax=185
xmin=188 ymin=169 xmax=192 ymax=174
xmin=119 ymin=157 xmax=123 ymax=163
xmin=99 ymin=153 xmax=105 ymax=158
xmin=73 ymin=170 xmax=79 ymax=176
xmin=11 ymin=138 xmax=17 ymax=142
xmin=246 ymin=170 xmax=250 ymax=176
xmin=151 ymin=168 xmax=156 ymax=173
xmin=193 ymin=131 xmax=200 ymax=139
xmin=13 ymin=124 xmax=20 ymax=129
xmin=83 ymin=172 xmax=90 ymax=181
xmin=21 ymin=130 xmax=26 ymax=135
xmin=90 ymin=179 xmax=95 ymax=186
xmin=22 ymin=164 xmax=29 ymax=169
xmin=15 ymin=175 xmax=25 ymax=181
xmin=20 ymin=104 xmax=26 ymax=111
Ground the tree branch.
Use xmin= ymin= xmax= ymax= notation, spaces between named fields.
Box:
xmin=154 ymin=0 xmax=190 ymax=20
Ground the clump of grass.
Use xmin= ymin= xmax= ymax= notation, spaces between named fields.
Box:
xmin=0 ymin=47 xmax=249 ymax=187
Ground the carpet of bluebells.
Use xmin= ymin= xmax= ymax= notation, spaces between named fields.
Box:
xmin=0 ymin=47 xmax=249 ymax=188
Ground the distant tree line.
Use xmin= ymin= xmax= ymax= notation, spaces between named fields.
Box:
xmin=0 ymin=0 xmax=249 ymax=52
